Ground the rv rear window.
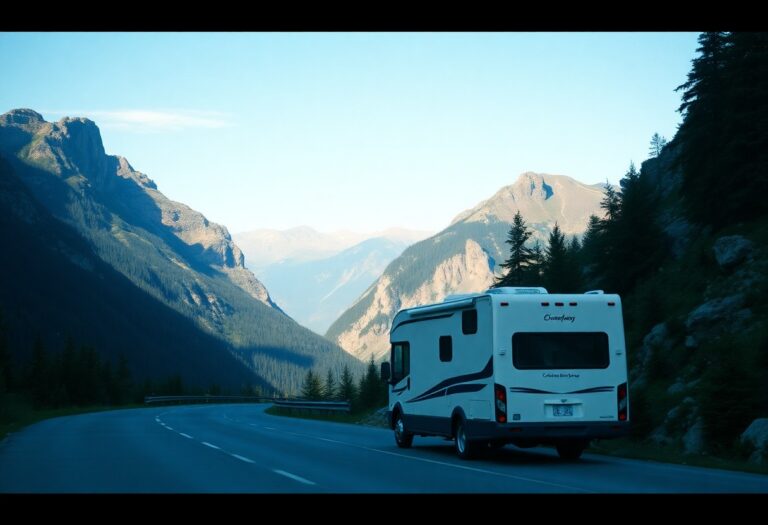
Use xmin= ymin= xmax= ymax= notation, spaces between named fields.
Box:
xmin=462 ymin=309 xmax=477 ymax=335
xmin=512 ymin=332 xmax=609 ymax=370
xmin=439 ymin=336 xmax=452 ymax=362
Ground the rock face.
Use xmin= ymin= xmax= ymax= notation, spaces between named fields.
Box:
xmin=327 ymin=172 xmax=609 ymax=361
xmin=713 ymin=235 xmax=754 ymax=269
xmin=0 ymin=108 xmax=362 ymax=393
xmin=334 ymin=239 xmax=496 ymax=361
xmin=741 ymin=419 xmax=768 ymax=465
xmin=683 ymin=294 xmax=754 ymax=350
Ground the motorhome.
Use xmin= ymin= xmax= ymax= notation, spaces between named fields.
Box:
xmin=381 ymin=287 xmax=630 ymax=460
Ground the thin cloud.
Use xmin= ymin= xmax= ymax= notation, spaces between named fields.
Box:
xmin=44 ymin=109 xmax=232 ymax=132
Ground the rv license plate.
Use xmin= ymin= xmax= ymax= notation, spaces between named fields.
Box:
xmin=554 ymin=405 xmax=573 ymax=417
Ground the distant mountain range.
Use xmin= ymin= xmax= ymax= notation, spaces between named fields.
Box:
xmin=0 ymin=109 xmax=363 ymax=393
xmin=326 ymin=172 xmax=609 ymax=362
xmin=233 ymin=226 xmax=430 ymax=273
xmin=234 ymin=227 xmax=431 ymax=334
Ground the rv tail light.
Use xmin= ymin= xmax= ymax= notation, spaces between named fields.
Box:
xmin=500 ymin=302 xmax=509 ymax=307
xmin=617 ymin=382 xmax=628 ymax=421
xmin=608 ymin=302 xmax=616 ymax=306
xmin=555 ymin=302 xmax=564 ymax=307
xmin=494 ymin=384 xmax=507 ymax=423
xmin=569 ymin=302 xmax=578 ymax=306
xmin=541 ymin=302 xmax=549 ymax=306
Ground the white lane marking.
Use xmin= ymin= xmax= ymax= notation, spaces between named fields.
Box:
xmin=277 ymin=430 xmax=591 ymax=493
xmin=263 ymin=427 xmax=276 ymax=431
xmin=202 ymin=442 xmax=221 ymax=450
xmin=361 ymin=446 xmax=592 ymax=493
xmin=155 ymin=417 xmax=160 ymax=422
xmin=165 ymin=426 xmax=174 ymax=431
xmin=231 ymin=454 xmax=255 ymax=464
xmin=179 ymin=433 xmax=193 ymax=439
xmin=272 ymin=469 xmax=316 ymax=486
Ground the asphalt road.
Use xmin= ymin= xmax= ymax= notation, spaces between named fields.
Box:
xmin=1 ymin=404 xmax=766 ymax=493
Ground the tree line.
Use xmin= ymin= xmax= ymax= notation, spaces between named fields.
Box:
xmin=299 ymin=356 xmax=387 ymax=414
xmin=0 ymin=313 xmax=266 ymax=422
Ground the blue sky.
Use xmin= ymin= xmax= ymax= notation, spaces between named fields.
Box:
xmin=0 ymin=32 xmax=699 ymax=233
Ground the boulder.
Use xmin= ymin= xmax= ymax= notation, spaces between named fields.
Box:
xmin=713 ymin=235 xmax=753 ymax=269
xmin=685 ymin=294 xmax=746 ymax=332
xmin=683 ymin=418 xmax=705 ymax=455
xmin=741 ymin=419 xmax=768 ymax=455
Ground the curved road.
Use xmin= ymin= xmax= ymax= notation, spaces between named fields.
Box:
xmin=1 ymin=404 xmax=766 ymax=493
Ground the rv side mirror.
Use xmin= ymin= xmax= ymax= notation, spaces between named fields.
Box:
xmin=381 ymin=361 xmax=391 ymax=383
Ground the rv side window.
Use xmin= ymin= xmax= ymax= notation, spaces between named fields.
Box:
xmin=439 ymin=336 xmax=453 ymax=362
xmin=391 ymin=342 xmax=410 ymax=383
xmin=512 ymin=332 xmax=609 ymax=370
xmin=462 ymin=309 xmax=477 ymax=335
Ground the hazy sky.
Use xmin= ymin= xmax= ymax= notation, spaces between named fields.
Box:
xmin=0 ymin=32 xmax=699 ymax=233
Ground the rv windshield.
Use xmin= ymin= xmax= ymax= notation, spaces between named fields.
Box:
xmin=512 ymin=332 xmax=609 ymax=370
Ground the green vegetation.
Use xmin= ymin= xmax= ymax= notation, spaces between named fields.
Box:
xmin=589 ymin=438 xmax=768 ymax=476
xmin=298 ymin=356 xmax=387 ymax=415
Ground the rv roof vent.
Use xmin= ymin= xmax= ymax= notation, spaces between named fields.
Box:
xmin=485 ymin=287 xmax=548 ymax=295
xmin=444 ymin=293 xmax=475 ymax=302
xmin=584 ymin=290 xmax=605 ymax=295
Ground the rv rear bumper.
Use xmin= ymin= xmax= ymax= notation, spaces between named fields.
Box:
xmin=466 ymin=420 xmax=630 ymax=442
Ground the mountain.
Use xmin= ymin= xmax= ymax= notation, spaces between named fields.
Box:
xmin=0 ymin=156 xmax=263 ymax=391
xmin=0 ymin=109 xmax=363 ymax=393
xmin=233 ymin=226 xmax=430 ymax=273
xmin=233 ymin=226 xmax=365 ymax=272
xmin=326 ymin=172 xmax=608 ymax=362
xmin=258 ymin=236 xmax=413 ymax=334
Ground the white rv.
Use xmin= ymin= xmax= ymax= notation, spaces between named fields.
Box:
xmin=381 ymin=287 xmax=630 ymax=460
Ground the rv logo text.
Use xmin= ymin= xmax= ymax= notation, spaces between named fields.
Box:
xmin=544 ymin=314 xmax=575 ymax=323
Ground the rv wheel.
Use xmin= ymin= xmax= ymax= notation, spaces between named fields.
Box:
xmin=454 ymin=419 xmax=479 ymax=460
xmin=394 ymin=412 xmax=413 ymax=448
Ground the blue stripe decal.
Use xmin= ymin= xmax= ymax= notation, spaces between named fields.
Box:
xmin=406 ymin=357 xmax=493 ymax=404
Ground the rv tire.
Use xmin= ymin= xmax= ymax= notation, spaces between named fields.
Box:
xmin=394 ymin=412 xmax=413 ymax=448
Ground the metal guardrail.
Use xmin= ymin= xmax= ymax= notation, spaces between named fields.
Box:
xmin=144 ymin=395 xmax=351 ymax=413
xmin=273 ymin=399 xmax=351 ymax=413
xmin=144 ymin=395 xmax=270 ymax=405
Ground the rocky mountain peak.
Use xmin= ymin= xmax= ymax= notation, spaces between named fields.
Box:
xmin=450 ymin=171 xmax=606 ymax=236
xmin=0 ymin=108 xmax=46 ymax=131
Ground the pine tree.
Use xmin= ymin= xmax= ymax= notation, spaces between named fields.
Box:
xmin=338 ymin=365 xmax=357 ymax=404
xmin=357 ymin=356 xmax=384 ymax=411
xmin=675 ymin=32 xmax=732 ymax=225
xmin=28 ymin=336 xmax=49 ymax=408
xmin=301 ymin=369 xmax=323 ymax=400
xmin=494 ymin=211 xmax=535 ymax=287
xmin=526 ymin=241 xmax=545 ymax=284
xmin=717 ymin=32 xmax=768 ymax=223
xmin=323 ymin=369 xmax=336 ymax=400
xmin=114 ymin=355 xmax=132 ymax=405
xmin=542 ymin=223 xmax=572 ymax=292
xmin=0 ymin=310 xmax=10 ymax=393
xmin=648 ymin=133 xmax=667 ymax=157
xmin=600 ymin=181 xmax=621 ymax=222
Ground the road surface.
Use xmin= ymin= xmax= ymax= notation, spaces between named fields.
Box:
xmin=1 ymin=404 xmax=766 ymax=493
